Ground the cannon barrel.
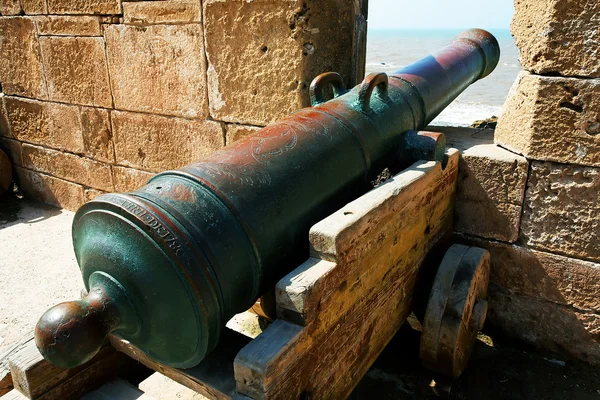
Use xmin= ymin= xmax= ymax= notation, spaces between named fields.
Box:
xmin=35 ymin=29 xmax=500 ymax=369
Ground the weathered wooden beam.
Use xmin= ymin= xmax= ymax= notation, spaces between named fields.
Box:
xmin=9 ymin=340 xmax=129 ymax=400
xmin=0 ymin=336 xmax=33 ymax=396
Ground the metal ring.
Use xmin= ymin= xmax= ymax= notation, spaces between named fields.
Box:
xmin=356 ymin=72 xmax=389 ymax=113
xmin=309 ymin=72 xmax=347 ymax=106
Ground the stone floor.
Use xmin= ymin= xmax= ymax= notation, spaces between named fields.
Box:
xmin=1 ymin=193 xmax=600 ymax=399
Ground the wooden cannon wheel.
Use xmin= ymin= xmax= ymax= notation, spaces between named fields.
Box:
xmin=420 ymin=244 xmax=491 ymax=378
xmin=0 ymin=148 xmax=12 ymax=196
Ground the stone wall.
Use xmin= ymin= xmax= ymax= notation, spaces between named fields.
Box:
xmin=0 ymin=0 xmax=367 ymax=210
xmin=448 ymin=0 xmax=600 ymax=365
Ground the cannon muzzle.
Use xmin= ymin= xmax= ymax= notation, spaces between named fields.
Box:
xmin=36 ymin=29 xmax=500 ymax=369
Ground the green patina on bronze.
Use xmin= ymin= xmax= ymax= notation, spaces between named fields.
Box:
xmin=35 ymin=29 xmax=500 ymax=369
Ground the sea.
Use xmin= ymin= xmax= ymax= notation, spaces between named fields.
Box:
xmin=365 ymin=28 xmax=520 ymax=126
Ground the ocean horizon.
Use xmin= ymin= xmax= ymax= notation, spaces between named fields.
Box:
xmin=366 ymin=28 xmax=520 ymax=126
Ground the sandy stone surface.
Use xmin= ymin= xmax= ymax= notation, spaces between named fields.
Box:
xmin=512 ymin=0 xmax=600 ymax=78
xmin=80 ymin=107 xmax=114 ymax=163
xmin=112 ymin=165 xmax=155 ymax=192
xmin=0 ymin=0 xmax=21 ymax=15
xmin=225 ymin=124 xmax=261 ymax=145
xmin=111 ymin=110 xmax=225 ymax=172
xmin=488 ymin=288 xmax=600 ymax=366
xmin=40 ymin=37 xmax=112 ymax=108
xmin=15 ymin=167 xmax=85 ymax=210
xmin=36 ymin=16 xmax=102 ymax=37
xmin=0 ymin=198 xmax=83 ymax=355
xmin=438 ymin=127 xmax=528 ymax=242
xmin=46 ymin=0 xmax=121 ymax=15
xmin=0 ymin=17 xmax=47 ymax=99
xmin=106 ymin=24 xmax=208 ymax=119
xmin=123 ymin=0 xmax=201 ymax=24
xmin=521 ymin=161 xmax=600 ymax=263
xmin=19 ymin=0 xmax=46 ymax=14
xmin=5 ymin=97 xmax=84 ymax=154
xmin=139 ymin=374 xmax=208 ymax=399
xmin=203 ymin=0 xmax=364 ymax=125
xmin=22 ymin=144 xmax=114 ymax=191
xmin=458 ymin=236 xmax=600 ymax=313
xmin=496 ymin=72 xmax=600 ymax=167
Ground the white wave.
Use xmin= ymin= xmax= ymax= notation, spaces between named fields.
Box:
xmin=430 ymin=102 xmax=502 ymax=127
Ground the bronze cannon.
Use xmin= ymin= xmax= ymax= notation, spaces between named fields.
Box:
xmin=35 ymin=29 xmax=500 ymax=370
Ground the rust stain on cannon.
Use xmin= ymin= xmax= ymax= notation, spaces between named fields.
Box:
xmin=35 ymin=29 xmax=500 ymax=369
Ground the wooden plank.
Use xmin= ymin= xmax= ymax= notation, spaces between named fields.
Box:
xmin=0 ymin=336 xmax=34 ymax=396
xmin=81 ymin=378 xmax=156 ymax=400
xmin=0 ymin=390 xmax=28 ymax=400
xmin=9 ymin=341 xmax=129 ymax=400
xmin=235 ymin=151 xmax=459 ymax=399
xmin=110 ymin=328 xmax=253 ymax=400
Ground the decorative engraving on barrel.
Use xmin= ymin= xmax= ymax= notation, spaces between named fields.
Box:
xmin=249 ymin=117 xmax=333 ymax=164
xmin=295 ymin=115 xmax=334 ymax=141
xmin=103 ymin=195 xmax=183 ymax=256
xmin=199 ymin=163 xmax=273 ymax=186
xmin=250 ymin=125 xmax=298 ymax=164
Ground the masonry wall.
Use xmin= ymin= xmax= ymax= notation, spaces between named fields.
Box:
xmin=0 ymin=0 xmax=367 ymax=210
xmin=449 ymin=0 xmax=600 ymax=365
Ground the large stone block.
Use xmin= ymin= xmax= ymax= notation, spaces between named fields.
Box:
xmin=225 ymin=123 xmax=261 ymax=145
xmin=0 ymin=17 xmax=47 ymax=99
xmin=496 ymin=72 xmax=600 ymax=167
xmin=40 ymin=37 xmax=112 ymax=107
xmin=112 ymin=165 xmax=155 ymax=192
xmin=123 ymin=1 xmax=201 ymax=24
xmin=22 ymin=144 xmax=114 ymax=191
xmin=5 ymin=97 xmax=84 ymax=153
xmin=0 ymin=0 xmax=21 ymax=15
xmin=203 ymin=0 xmax=365 ymax=125
xmin=111 ymin=111 xmax=224 ymax=172
xmin=457 ymin=237 xmax=600 ymax=313
xmin=487 ymin=288 xmax=600 ymax=366
xmin=106 ymin=24 xmax=208 ymax=118
xmin=512 ymin=0 xmax=600 ymax=78
xmin=20 ymin=0 xmax=46 ymax=14
xmin=522 ymin=161 xmax=600 ymax=262
xmin=36 ymin=16 xmax=102 ymax=36
xmin=15 ymin=166 xmax=85 ymax=210
xmin=439 ymin=127 xmax=528 ymax=242
xmin=81 ymin=107 xmax=114 ymax=162
xmin=23 ymin=149 xmax=113 ymax=193
xmin=46 ymin=0 xmax=121 ymax=15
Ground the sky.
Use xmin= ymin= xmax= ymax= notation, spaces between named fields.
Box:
xmin=368 ymin=0 xmax=514 ymax=30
